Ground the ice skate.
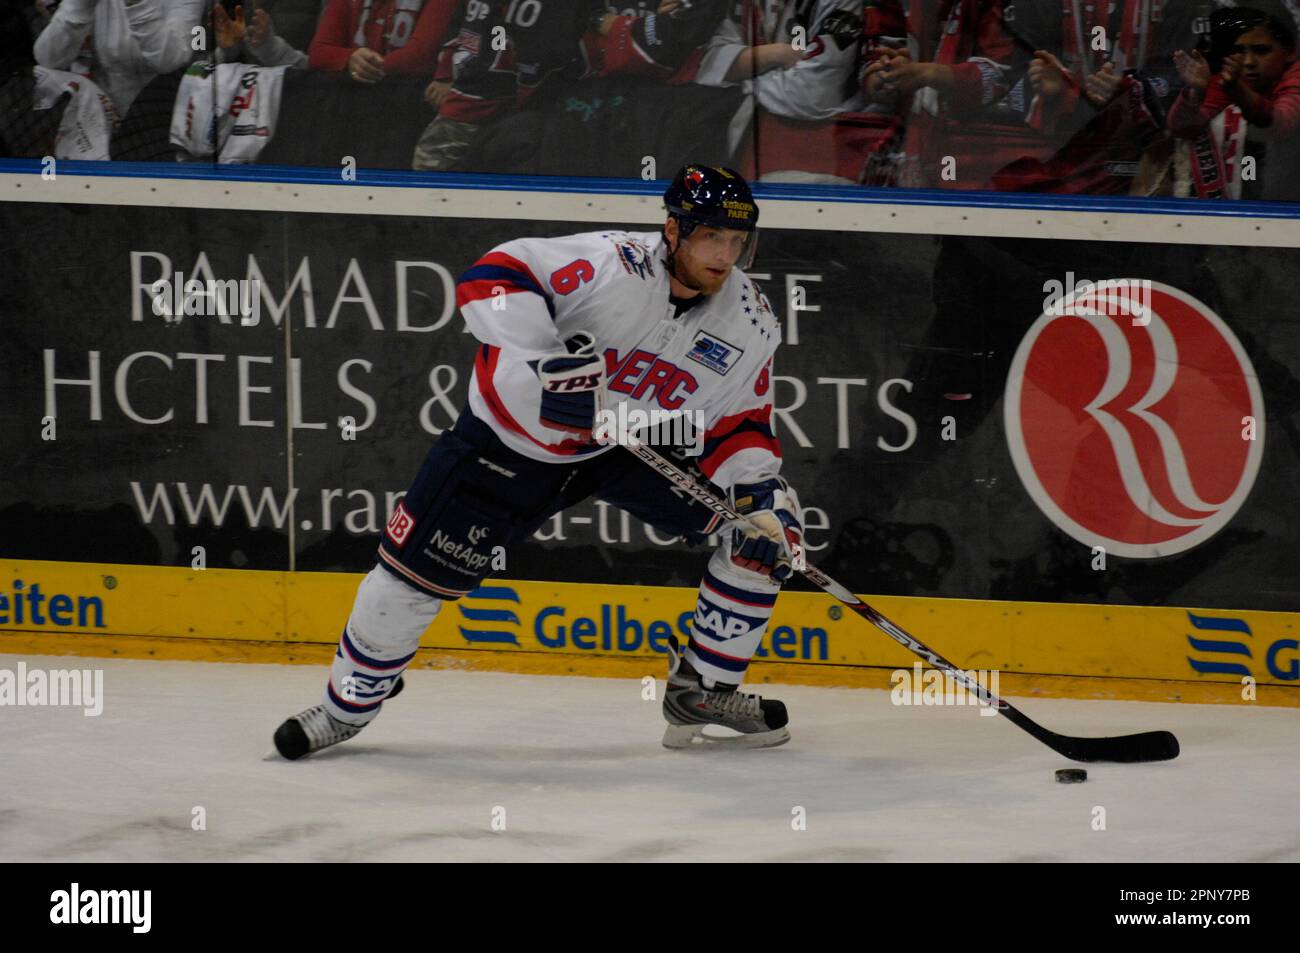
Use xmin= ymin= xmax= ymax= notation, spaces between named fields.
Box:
xmin=272 ymin=676 xmax=404 ymax=760
xmin=661 ymin=636 xmax=789 ymax=749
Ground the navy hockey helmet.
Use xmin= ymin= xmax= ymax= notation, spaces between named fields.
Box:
xmin=663 ymin=164 xmax=760 ymax=268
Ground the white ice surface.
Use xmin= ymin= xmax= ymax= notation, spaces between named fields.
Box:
xmin=1 ymin=654 xmax=1296 ymax=862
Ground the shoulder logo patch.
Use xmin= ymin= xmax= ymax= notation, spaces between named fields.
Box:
xmin=687 ymin=331 xmax=744 ymax=375
xmin=385 ymin=501 xmax=415 ymax=547
xmin=612 ymin=237 xmax=656 ymax=281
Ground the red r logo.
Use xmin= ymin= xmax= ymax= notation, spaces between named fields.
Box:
xmin=1005 ymin=281 xmax=1264 ymax=558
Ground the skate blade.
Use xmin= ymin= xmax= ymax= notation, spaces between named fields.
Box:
xmin=662 ymin=724 xmax=790 ymax=750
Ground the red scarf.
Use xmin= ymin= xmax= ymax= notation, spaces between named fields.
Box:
xmin=1187 ymin=106 xmax=1245 ymax=199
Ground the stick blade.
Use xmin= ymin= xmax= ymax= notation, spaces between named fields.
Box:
xmin=1053 ymin=730 xmax=1180 ymax=763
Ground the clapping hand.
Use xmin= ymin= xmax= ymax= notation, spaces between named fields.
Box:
xmin=246 ymin=7 xmax=275 ymax=49
xmin=213 ymin=3 xmax=247 ymax=50
xmin=1173 ymin=48 xmax=1212 ymax=93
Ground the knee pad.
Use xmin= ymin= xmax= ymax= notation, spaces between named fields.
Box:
xmin=348 ymin=565 xmax=444 ymax=656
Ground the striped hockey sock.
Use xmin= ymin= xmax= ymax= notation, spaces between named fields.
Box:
xmin=322 ymin=565 xmax=443 ymax=726
xmin=686 ymin=545 xmax=781 ymax=686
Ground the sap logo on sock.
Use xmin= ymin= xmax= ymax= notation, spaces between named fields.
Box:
xmin=687 ymin=331 xmax=743 ymax=376
xmin=50 ymin=883 xmax=151 ymax=933
xmin=339 ymin=673 xmax=398 ymax=702
xmin=693 ymin=601 xmax=758 ymax=640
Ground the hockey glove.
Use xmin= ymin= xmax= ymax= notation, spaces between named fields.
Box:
xmin=538 ymin=332 xmax=605 ymax=437
xmin=729 ymin=477 xmax=803 ymax=583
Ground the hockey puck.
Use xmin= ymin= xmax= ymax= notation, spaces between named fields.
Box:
xmin=1055 ymin=768 xmax=1088 ymax=783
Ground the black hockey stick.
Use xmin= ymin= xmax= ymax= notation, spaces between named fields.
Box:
xmin=626 ymin=442 xmax=1179 ymax=763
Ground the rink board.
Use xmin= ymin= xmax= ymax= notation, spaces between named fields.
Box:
xmin=1 ymin=558 xmax=1295 ymax=707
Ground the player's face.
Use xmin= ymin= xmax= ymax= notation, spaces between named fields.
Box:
xmin=1233 ymin=28 xmax=1291 ymax=91
xmin=671 ymin=223 xmax=750 ymax=294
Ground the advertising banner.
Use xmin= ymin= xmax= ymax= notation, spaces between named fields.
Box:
xmin=1 ymin=557 xmax=1296 ymax=701
xmin=3 ymin=202 xmax=1297 ymax=613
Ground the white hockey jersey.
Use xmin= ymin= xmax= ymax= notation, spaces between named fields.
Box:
xmin=695 ymin=0 xmax=866 ymax=121
xmin=169 ymin=63 xmax=288 ymax=164
xmin=33 ymin=0 xmax=207 ymax=116
xmin=32 ymin=67 xmax=117 ymax=161
xmin=456 ymin=229 xmax=783 ymax=491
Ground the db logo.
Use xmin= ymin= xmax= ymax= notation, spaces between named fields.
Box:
xmin=1004 ymin=281 xmax=1264 ymax=558
xmin=385 ymin=501 xmax=415 ymax=547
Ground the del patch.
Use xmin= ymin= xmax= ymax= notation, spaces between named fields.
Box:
xmin=687 ymin=331 xmax=743 ymax=376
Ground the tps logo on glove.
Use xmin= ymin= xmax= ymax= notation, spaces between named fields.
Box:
xmin=538 ymin=333 xmax=605 ymax=437
xmin=545 ymin=374 xmax=602 ymax=392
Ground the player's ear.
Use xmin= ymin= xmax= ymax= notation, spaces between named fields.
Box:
xmin=665 ymin=215 xmax=677 ymax=248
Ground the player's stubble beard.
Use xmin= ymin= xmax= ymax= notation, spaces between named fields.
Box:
xmin=667 ymin=237 xmax=729 ymax=297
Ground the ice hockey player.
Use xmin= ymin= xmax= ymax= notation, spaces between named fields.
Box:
xmin=274 ymin=164 xmax=804 ymax=759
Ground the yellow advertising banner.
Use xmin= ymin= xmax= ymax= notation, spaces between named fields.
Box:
xmin=2 ymin=559 xmax=1296 ymax=706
